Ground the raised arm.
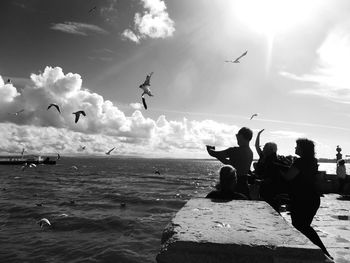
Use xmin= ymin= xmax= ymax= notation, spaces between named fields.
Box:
xmin=206 ymin=145 xmax=231 ymax=165
xmin=255 ymin=129 xmax=264 ymax=158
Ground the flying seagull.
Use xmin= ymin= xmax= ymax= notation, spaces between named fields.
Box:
xmin=88 ymin=6 xmax=97 ymax=13
xmin=250 ymin=113 xmax=258 ymax=120
xmin=57 ymin=153 xmax=61 ymax=160
xmin=106 ymin=147 xmax=115 ymax=155
xmin=38 ymin=218 xmax=51 ymax=228
xmin=225 ymin=50 xmax=248 ymax=63
xmin=139 ymin=72 xmax=154 ymax=109
xmin=6 ymin=79 xmax=11 ymax=84
xmin=80 ymin=145 xmax=86 ymax=150
xmin=72 ymin=110 xmax=86 ymax=123
xmin=8 ymin=109 xmax=24 ymax=116
xmin=47 ymin=103 xmax=61 ymax=113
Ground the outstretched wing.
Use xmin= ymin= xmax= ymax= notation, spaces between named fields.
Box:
xmin=54 ymin=104 xmax=61 ymax=113
xmin=80 ymin=111 xmax=86 ymax=116
xmin=143 ymin=72 xmax=154 ymax=86
xmin=142 ymin=96 xmax=148 ymax=110
xmin=106 ymin=147 xmax=115 ymax=154
xmin=235 ymin=50 xmax=248 ymax=62
xmin=74 ymin=113 xmax=79 ymax=123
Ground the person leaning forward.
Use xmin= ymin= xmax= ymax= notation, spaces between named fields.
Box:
xmin=206 ymin=127 xmax=253 ymax=198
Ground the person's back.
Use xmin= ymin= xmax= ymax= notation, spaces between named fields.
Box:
xmin=206 ymin=127 xmax=253 ymax=198
xmin=206 ymin=165 xmax=248 ymax=201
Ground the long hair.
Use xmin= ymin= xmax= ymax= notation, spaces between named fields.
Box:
xmin=296 ymin=138 xmax=315 ymax=159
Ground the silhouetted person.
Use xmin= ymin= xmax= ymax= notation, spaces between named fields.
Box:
xmin=206 ymin=165 xmax=248 ymax=201
xmin=336 ymin=145 xmax=342 ymax=161
xmin=206 ymin=127 xmax=253 ymax=198
xmin=254 ymin=129 xmax=289 ymax=212
xmin=281 ymin=138 xmax=332 ymax=260
xmin=336 ymin=159 xmax=347 ymax=193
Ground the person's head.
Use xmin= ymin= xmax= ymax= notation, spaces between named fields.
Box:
xmin=295 ymin=138 xmax=315 ymax=159
xmin=236 ymin=127 xmax=253 ymax=146
xmin=262 ymin=142 xmax=277 ymax=157
xmin=217 ymin=165 xmax=237 ymax=193
xmin=338 ymin=159 xmax=345 ymax=166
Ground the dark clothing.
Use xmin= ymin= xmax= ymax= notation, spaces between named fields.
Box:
xmin=288 ymin=157 xmax=330 ymax=257
xmin=206 ymin=190 xmax=248 ymax=201
xmin=220 ymin=146 xmax=253 ymax=198
xmin=289 ymin=158 xmax=319 ymax=200
xmin=255 ymin=154 xmax=289 ymax=211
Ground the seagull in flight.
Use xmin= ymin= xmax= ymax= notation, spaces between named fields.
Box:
xmin=88 ymin=6 xmax=97 ymax=13
xmin=38 ymin=218 xmax=51 ymax=228
xmin=73 ymin=110 xmax=86 ymax=123
xmin=225 ymin=50 xmax=248 ymax=63
xmin=56 ymin=153 xmax=61 ymax=160
xmin=6 ymin=79 xmax=11 ymax=84
xmin=81 ymin=145 xmax=86 ymax=150
xmin=8 ymin=109 xmax=24 ymax=116
xmin=139 ymin=72 xmax=154 ymax=109
xmin=105 ymin=147 xmax=115 ymax=155
xmin=250 ymin=113 xmax=258 ymax=120
xmin=47 ymin=103 xmax=61 ymax=113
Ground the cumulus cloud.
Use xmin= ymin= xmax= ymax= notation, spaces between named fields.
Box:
xmin=122 ymin=0 xmax=175 ymax=43
xmin=51 ymin=22 xmax=108 ymax=36
xmin=0 ymin=76 xmax=20 ymax=103
xmin=0 ymin=67 xmax=240 ymax=157
xmin=121 ymin=29 xmax=140 ymax=43
xmin=281 ymin=20 xmax=350 ymax=103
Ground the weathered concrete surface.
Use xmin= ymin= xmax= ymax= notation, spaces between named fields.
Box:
xmin=157 ymin=198 xmax=325 ymax=263
xmin=281 ymin=194 xmax=350 ymax=263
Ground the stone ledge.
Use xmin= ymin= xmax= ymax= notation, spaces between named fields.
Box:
xmin=156 ymin=198 xmax=325 ymax=263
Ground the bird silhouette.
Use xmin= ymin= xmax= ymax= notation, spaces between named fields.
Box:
xmin=139 ymin=72 xmax=154 ymax=109
xmin=6 ymin=79 xmax=11 ymax=84
xmin=81 ymin=145 xmax=86 ymax=150
xmin=250 ymin=113 xmax=258 ymax=120
xmin=154 ymin=169 xmax=160 ymax=175
xmin=47 ymin=103 xmax=61 ymax=113
xmin=72 ymin=110 xmax=86 ymax=123
xmin=57 ymin=153 xmax=61 ymax=160
xmin=225 ymin=50 xmax=248 ymax=63
xmin=88 ymin=6 xmax=97 ymax=13
xmin=106 ymin=147 xmax=115 ymax=155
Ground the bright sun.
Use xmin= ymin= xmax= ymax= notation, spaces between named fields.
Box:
xmin=234 ymin=0 xmax=318 ymax=38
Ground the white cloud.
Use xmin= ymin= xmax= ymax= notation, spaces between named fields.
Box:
xmin=121 ymin=29 xmax=140 ymax=43
xmin=281 ymin=20 xmax=350 ymax=103
xmin=0 ymin=67 xmax=240 ymax=157
xmin=51 ymin=22 xmax=108 ymax=36
xmin=130 ymin=102 xmax=143 ymax=110
xmin=0 ymin=76 xmax=20 ymax=103
xmin=122 ymin=0 xmax=175 ymax=43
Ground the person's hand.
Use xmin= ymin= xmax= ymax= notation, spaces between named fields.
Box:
xmin=258 ymin=129 xmax=265 ymax=135
xmin=206 ymin=145 xmax=215 ymax=152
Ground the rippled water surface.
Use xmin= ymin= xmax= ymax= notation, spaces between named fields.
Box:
xmin=0 ymin=159 xmax=344 ymax=262
xmin=0 ymin=158 xmax=223 ymax=263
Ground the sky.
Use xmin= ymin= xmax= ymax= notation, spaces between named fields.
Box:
xmin=1 ymin=0 xmax=350 ymax=159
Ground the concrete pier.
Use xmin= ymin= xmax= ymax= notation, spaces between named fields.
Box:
xmin=157 ymin=198 xmax=325 ymax=263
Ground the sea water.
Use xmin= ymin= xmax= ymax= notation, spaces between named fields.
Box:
xmin=0 ymin=158 xmax=345 ymax=262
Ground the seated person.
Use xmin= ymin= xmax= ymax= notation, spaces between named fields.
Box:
xmin=206 ymin=165 xmax=248 ymax=201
